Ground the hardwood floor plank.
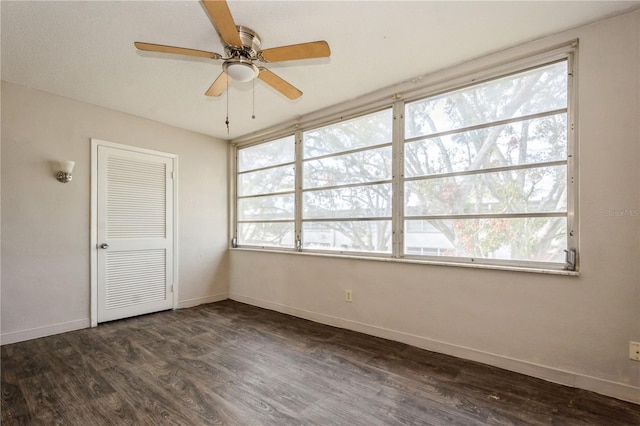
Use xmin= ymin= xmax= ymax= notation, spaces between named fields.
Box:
xmin=1 ymin=351 xmax=51 ymax=386
xmin=1 ymin=382 xmax=31 ymax=425
xmin=100 ymin=364 xmax=210 ymax=425
xmin=62 ymin=330 xmax=121 ymax=372
xmin=91 ymin=394 xmax=143 ymax=426
xmin=18 ymin=373 xmax=66 ymax=424
xmin=2 ymin=300 xmax=640 ymax=425
xmin=211 ymin=379 xmax=306 ymax=426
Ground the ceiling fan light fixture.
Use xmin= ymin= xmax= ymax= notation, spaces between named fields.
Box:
xmin=223 ymin=59 xmax=259 ymax=82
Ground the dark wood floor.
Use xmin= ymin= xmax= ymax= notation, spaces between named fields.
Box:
xmin=2 ymin=300 xmax=639 ymax=425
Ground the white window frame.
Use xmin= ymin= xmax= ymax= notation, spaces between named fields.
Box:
xmin=299 ymin=107 xmax=394 ymax=256
xmin=234 ymin=135 xmax=296 ymax=249
xmin=398 ymin=58 xmax=574 ymax=270
xmin=231 ymin=42 xmax=578 ymax=274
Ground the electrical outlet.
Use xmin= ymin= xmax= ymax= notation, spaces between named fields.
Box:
xmin=345 ymin=289 xmax=353 ymax=302
xmin=630 ymin=342 xmax=640 ymax=361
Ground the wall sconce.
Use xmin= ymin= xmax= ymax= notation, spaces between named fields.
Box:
xmin=56 ymin=160 xmax=75 ymax=183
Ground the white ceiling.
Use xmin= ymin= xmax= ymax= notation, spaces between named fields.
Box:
xmin=2 ymin=1 xmax=638 ymax=140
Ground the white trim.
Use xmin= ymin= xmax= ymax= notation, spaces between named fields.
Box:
xmin=294 ymin=130 xmax=303 ymax=250
xmin=90 ymin=138 xmax=179 ymax=326
xmin=392 ymin=100 xmax=404 ymax=258
xmin=229 ymin=142 xmax=237 ymax=249
xmin=177 ymin=292 xmax=228 ymax=309
xmin=566 ymin=45 xmax=580 ymax=270
xmin=172 ymin=157 xmax=180 ymax=310
xmin=1 ymin=319 xmax=90 ymax=345
xmin=231 ymin=247 xmax=579 ymax=276
xmin=229 ymin=293 xmax=639 ymax=404
xmin=90 ymin=139 xmax=99 ymax=327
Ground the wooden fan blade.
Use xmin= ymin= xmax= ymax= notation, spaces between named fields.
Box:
xmin=260 ymin=41 xmax=330 ymax=63
xmin=258 ymin=68 xmax=302 ymax=100
xmin=134 ymin=42 xmax=221 ymax=59
xmin=205 ymin=71 xmax=231 ymax=97
xmin=201 ymin=0 xmax=242 ymax=47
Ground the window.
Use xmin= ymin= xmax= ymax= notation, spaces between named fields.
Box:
xmin=234 ymin=51 xmax=575 ymax=271
xmin=236 ymin=135 xmax=295 ymax=248
xmin=403 ymin=60 xmax=570 ymax=265
xmin=302 ymin=109 xmax=393 ymax=253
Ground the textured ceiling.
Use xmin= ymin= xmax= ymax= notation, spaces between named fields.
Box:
xmin=2 ymin=1 xmax=638 ymax=140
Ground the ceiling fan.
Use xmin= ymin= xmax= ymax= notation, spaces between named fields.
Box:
xmin=134 ymin=0 xmax=331 ymax=100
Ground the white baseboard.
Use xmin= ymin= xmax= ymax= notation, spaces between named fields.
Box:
xmin=229 ymin=293 xmax=640 ymax=405
xmin=177 ymin=292 xmax=228 ymax=309
xmin=1 ymin=294 xmax=229 ymax=345
xmin=1 ymin=318 xmax=90 ymax=345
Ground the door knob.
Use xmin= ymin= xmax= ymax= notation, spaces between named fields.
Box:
xmin=100 ymin=243 xmax=109 ymax=249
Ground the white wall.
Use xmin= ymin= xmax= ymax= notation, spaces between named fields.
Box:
xmin=229 ymin=11 xmax=640 ymax=403
xmin=1 ymin=82 xmax=229 ymax=343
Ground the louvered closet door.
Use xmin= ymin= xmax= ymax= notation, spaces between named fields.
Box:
xmin=97 ymin=145 xmax=174 ymax=323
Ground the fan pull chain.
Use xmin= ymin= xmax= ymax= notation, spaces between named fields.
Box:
xmin=252 ymin=78 xmax=256 ymax=120
xmin=225 ymin=73 xmax=230 ymax=134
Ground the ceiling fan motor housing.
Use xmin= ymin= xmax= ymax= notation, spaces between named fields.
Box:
xmin=225 ymin=26 xmax=261 ymax=59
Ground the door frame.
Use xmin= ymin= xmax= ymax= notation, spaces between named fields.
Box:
xmin=90 ymin=138 xmax=179 ymax=327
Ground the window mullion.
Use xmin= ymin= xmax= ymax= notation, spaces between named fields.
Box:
xmin=231 ymin=145 xmax=238 ymax=248
xmin=237 ymin=160 xmax=296 ymax=175
xmin=404 ymin=107 xmax=567 ymax=143
xmin=404 ymin=159 xmax=568 ymax=182
xmin=392 ymin=99 xmax=405 ymax=258
xmin=302 ymin=179 xmax=392 ymax=193
xmin=566 ymin=51 xmax=578 ymax=270
xmin=295 ymin=129 xmax=303 ymax=251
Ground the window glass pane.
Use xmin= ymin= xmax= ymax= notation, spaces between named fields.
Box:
xmin=405 ymin=61 xmax=567 ymax=139
xmin=238 ymin=194 xmax=294 ymax=221
xmin=404 ymin=218 xmax=566 ymax=262
xmin=238 ymin=164 xmax=295 ymax=196
xmin=304 ymin=146 xmax=392 ymax=189
xmin=238 ymin=222 xmax=294 ymax=248
xmin=405 ymin=165 xmax=567 ymax=216
xmin=405 ymin=114 xmax=567 ymax=178
xmin=303 ymin=220 xmax=392 ymax=253
xmin=238 ymin=135 xmax=295 ymax=172
xmin=303 ymin=109 xmax=392 ymax=159
xmin=303 ymin=184 xmax=392 ymax=219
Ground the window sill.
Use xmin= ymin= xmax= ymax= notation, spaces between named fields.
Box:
xmin=230 ymin=247 xmax=580 ymax=276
